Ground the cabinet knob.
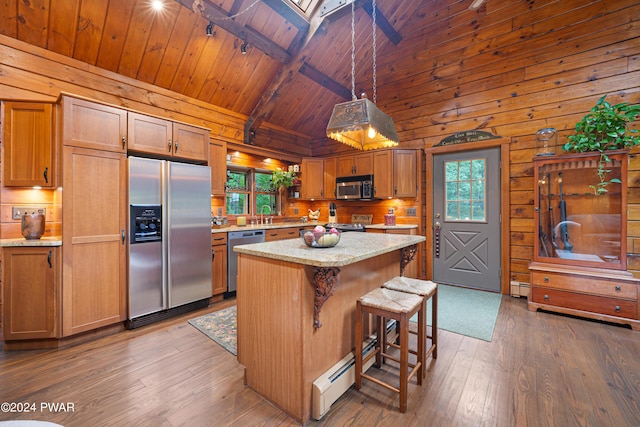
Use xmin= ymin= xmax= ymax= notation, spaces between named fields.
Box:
xmin=175 ymin=140 xmax=179 ymax=152
xmin=543 ymin=294 xmax=549 ymax=301
xmin=615 ymin=285 xmax=621 ymax=292
xmin=43 ymin=167 xmax=49 ymax=184
xmin=168 ymin=139 xmax=172 ymax=152
xmin=122 ymin=134 xmax=126 ymax=149
xmin=544 ymin=276 xmax=549 ymax=283
xmin=47 ymin=250 xmax=52 ymax=269
xmin=615 ymin=306 xmax=621 ymax=313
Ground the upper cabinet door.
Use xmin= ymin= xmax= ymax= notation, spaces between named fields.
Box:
xmin=172 ymin=122 xmax=209 ymax=162
xmin=301 ymin=158 xmax=324 ymax=199
xmin=336 ymin=153 xmax=374 ymax=176
xmin=210 ymin=139 xmax=227 ymax=196
xmin=61 ymin=96 xmax=127 ymax=152
xmin=373 ymin=150 xmax=393 ymax=198
xmin=2 ymin=102 xmax=55 ymax=187
xmin=127 ymin=112 xmax=172 ymax=157
xmin=393 ymin=150 xmax=417 ymax=198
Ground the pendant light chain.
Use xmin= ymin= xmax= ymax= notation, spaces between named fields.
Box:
xmin=372 ymin=0 xmax=377 ymax=105
xmin=350 ymin=0 xmax=357 ymax=100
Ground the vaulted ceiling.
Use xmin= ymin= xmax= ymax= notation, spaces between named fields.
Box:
xmin=0 ymin=0 xmax=485 ymax=152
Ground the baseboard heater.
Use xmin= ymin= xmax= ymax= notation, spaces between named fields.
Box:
xmin=312 ymin=321 xmax=396 ymax=420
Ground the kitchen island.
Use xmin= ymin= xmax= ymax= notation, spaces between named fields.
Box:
xmin=234 ymin=232 xmax=425 ymax=424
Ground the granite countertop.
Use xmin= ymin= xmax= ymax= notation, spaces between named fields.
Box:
xmin=0 ymin=237 xmax=63 ymax=247
xmin=233 ymin=232 xmax=425 ymax=267
xmin=212 ymin=221 xmax=315 ymax=234
xmin=366 ymin=223 xmax=418 ymax=230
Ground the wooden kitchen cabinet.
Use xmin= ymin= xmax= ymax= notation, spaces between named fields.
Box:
xmin=61 ymin=96 xmax=127 ymax=153
xmin=336 ymin=152 xmax=373 ymax=177
xmin=211 ymin=233 xmax=228 ymax=297
xmin=210 ymin=139 xmax=227 ymax=196
xmin=528 ymin=151 xmax=640 ymax=330
xmin=373 ymin=150 xmax=393 ymax=197
xmin=301 ymin=158 xmax=324 ymax=199
xmin=393 ymin=149 xmax=418 ymax=198
xmin=373 ymin=149 xmax=418 ymax=198
xmin=265 ymin=227 xmax=301 ymax=241
xmin=323 ymin=157 xmax=337 ymax=200
xmin=2 ymin=246 xmax=60 ymax=340
xmin=61 ymin=146 xmax=127 ymax=337
xmin=128 ymin=112 xmax=209 ymax=162
xmin=2 ymin=101 xmax=56 ymax=187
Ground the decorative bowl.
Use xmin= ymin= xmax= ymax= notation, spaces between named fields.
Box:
xmin=302 ymin=227 xmax=340 ymax=248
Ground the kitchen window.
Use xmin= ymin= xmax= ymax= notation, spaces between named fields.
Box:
xmin=226 ymin=168 xmax=276 ymax=216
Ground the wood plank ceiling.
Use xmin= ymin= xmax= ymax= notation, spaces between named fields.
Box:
xmin=0 ymin=0 xmax=482 ymax=153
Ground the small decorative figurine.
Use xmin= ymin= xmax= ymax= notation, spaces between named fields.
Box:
xmin=308 ymin=208 xmax=320 ymax=222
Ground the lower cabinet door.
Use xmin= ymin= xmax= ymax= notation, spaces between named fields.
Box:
xmin=3 ymin=247 xmax=60 ymax=340
xmin=212 ymin=244 xmax=228 ymax=296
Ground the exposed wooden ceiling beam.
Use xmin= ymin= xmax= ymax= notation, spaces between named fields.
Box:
xmin=262 ymin=0 xmax=311 ymax=31
xmin=243 ymin=3 xmax=337 ymax=143
xmin=174 ymin=0 xmax=292 ymax=63
xmin=242 ymin=0 xmax=402 ymax=144
xmin=299 ymin=62 xmax=352 ymax=99
xmin=362 ymin=0 xmax=402 ymax=45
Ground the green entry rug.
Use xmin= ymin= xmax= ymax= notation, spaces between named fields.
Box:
xmin=189 ymin=306 xmax=237 ymax=355
xmin=412 ymin=284 xmax=503 ymax=342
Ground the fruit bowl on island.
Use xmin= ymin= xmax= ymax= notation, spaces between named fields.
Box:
xmin=302 ymin=225 xmax=340 ymax=248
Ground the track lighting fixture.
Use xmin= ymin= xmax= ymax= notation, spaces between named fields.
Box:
xmin=206 ymin=21 xmax=213 ymax=36
xmin=240 ymin=41 xmax=248 ymax=54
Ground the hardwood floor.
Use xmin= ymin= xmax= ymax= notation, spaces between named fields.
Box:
xmin=1 ymin=296 xmax=639 ymax=426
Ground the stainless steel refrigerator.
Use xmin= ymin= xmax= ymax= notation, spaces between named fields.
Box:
xmin=127 ymin=156 xmax=212 ymax=328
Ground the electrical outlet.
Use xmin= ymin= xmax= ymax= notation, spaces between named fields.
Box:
xmin=406 ymin=207 xmax=417 ymax=217
xmin=217 ymin=208 xmax=222 ymax=216
xmin=294 ymin=208 xmax=299 ymax=215
xmin=12 ymin=207 xmax=46 ymax=220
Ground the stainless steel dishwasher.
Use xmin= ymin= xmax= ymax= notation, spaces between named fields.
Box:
xmin=227 ymin=229 xmax=265 ymax=296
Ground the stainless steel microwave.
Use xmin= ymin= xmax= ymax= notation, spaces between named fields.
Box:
xmin=336 ymin=175 xmax=374 ymax=200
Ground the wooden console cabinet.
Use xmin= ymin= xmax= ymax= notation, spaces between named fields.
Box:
xmin=528 ymin=151 xmax=639 ymax=330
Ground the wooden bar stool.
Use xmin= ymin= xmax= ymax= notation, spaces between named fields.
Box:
xmin=383 ymin=276 xmax=438 ymax=377
xmin=355 ymin=287 xmax=425 ymax=413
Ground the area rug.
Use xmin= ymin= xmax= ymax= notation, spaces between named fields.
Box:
xmin=188 ymin=306 xmax=237 ymax=355
xmin=412 ymin=284 xmax=502 ymax=342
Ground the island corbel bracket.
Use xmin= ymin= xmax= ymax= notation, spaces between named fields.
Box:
xmin=313 ymin=266 xmax=341 ymax=329
xmin=400 ymin=244 xmax=418 ymax=276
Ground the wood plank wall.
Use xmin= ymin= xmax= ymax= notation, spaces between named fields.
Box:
xmin=1 ymin=0 xmax=639 ymax=284
xmin=355 ymin=0 xmax=640 ymax=283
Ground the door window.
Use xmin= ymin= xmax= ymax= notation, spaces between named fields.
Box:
xmin=445 ymin=158 xmax=486 ymax=222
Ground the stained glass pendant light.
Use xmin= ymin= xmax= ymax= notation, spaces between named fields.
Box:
xmin=326 ymin=0 xmax=399 ymax=150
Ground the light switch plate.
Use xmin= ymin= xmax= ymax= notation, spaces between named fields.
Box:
xmin=12 ymin=207 xmax=46 ymax=220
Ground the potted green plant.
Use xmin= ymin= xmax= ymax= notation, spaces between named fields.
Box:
xmin=562 ymin=95 xmax=640 ymax=195
xmin=271 ymin=169 xmax=297 ymax=215
xmin=271 ymin=169 xmax=296 ymax=190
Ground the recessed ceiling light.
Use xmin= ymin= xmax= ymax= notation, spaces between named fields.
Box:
xmin=151 ymin=0 xmax=164 ymax=11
